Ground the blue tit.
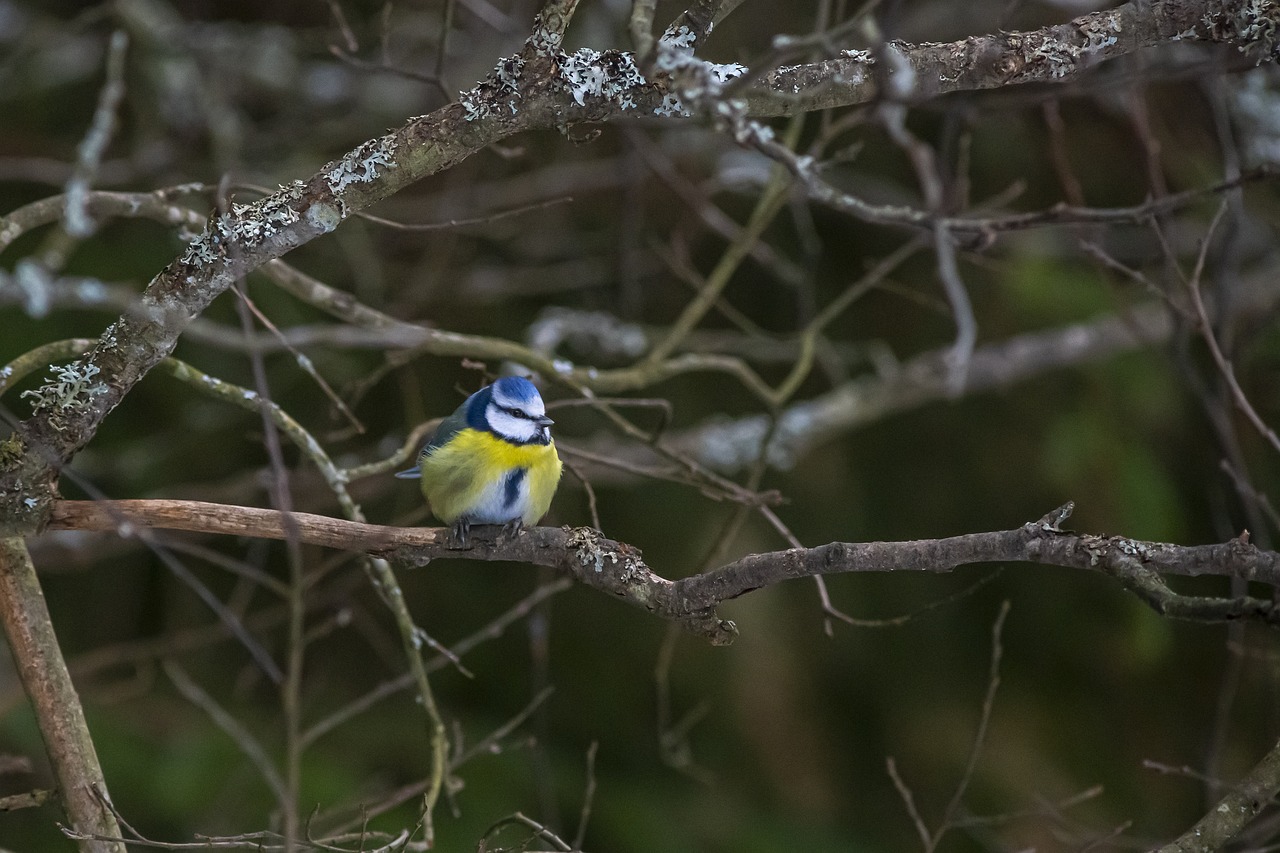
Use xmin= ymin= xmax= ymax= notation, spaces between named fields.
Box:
xmin=396 ymin=376 xmax=562 ymax=546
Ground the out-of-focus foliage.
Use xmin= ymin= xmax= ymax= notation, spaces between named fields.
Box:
xmin=2 ymin=0 xmax=1280 ymax=850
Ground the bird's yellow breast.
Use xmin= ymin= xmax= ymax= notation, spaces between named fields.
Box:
xmin=418 ymin=428 xmax=562 ymax=525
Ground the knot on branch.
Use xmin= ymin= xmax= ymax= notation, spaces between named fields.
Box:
xmin=1030 ymin=502 xmax=1075 ymax=535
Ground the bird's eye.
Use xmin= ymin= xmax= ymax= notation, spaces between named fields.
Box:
xmin=509 ymin=408 xmax=526 ymax=418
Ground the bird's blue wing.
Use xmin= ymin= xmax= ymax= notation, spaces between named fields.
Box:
xmin=396 ymin=387 xmax=492 ymax=480
xmin=424 ymin=405 xmax=470 ymax=454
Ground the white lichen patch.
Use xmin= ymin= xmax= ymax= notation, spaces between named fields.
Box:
xmin=1022 ymin=36 xmax=1079 ymax=78
xmin=464 ymin=41 xmax=656 ymax=121
xmin=180 ymin=180 xmax=308 ymax=267
xmin=561 ymin=48 xmax=647 ymax=108
xmin=494 ymin=55 xmax=525 ymax=93
xmin=324 ymin=138 xmax=397 ymax=195
xmin=99 ymin=320 xmax=119 ymax=350
xmin=838 ymin=48 xmax=875 ymax=63
xmin=663 ymin=24 xmax=698 ymax=52
xmin=461 ymin=20 xmax=749 ymax=124
xmin=655 ymin=92 xmax=687 ymax=117
xmin=1080 ymin=14 xmax=1122 ymax=52
xmin=459 ymin=55 xmax=531 ymax=121
xmin=20 ymin=360 xmax=109 ymax=428
xmin=568 ymin=526 xmax=609 ymax=573
xmin=566 ymin=526 xmax=648 ymax=583
xmin=1187 ymin=1 xmax=1280 ymax=57
xmin=1009 ymin=14 xmax=1124 ymax=82
xmin=527 ymin=16 xmax=565 ymax=56
xmin=652 ymin=23 xmax=747 ymax=118
xmin=1235 ymin=0 xmax=1280 ymax=59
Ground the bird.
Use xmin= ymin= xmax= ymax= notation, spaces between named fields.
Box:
xmin=396 ymin=376 xmax=562 ymax=547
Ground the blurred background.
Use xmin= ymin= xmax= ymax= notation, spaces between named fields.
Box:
xmin=3 ymin=0 xmax=1280 ymax=849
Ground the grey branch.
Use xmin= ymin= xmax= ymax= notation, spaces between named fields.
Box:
xmin=745 ymin=0 xmax=1277 ymax=116
xmin=1154 ymin=734 xmax=1280 ymax=852
xmin=44 ymin=500 xmax=1280 ymax=647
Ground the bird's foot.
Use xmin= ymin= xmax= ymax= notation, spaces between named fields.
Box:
xmin=499 ymin=518 xmax=524 ymax=545
xmin=447 ymin=517 xmax=472 ymax=550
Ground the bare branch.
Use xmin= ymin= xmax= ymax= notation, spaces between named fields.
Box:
xmin=61 ymin=30 xmax=129 ymax=242
xmin=43 ymin=500 xmax=1280 ymax=647
xmin=745 ymin=0 xmax=1279 ymax=116
xmin=1154 ymin=735 xmax=1280 ymax=852
xmin=0 ymin=537 xmax=124 ymax=853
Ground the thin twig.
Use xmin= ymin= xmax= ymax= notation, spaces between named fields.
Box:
xmin=232 ymin=286 xmax=304 ymax=851
xmin=886 ymin=756 xmax=932 ymax=851
xmin=932 ymin=600 xmax=1012 ymax=850
xmin=61 ymin=30 xmax=129 ymax=243
xmin=301 ymin=580 xmax=569 ymax=749
xmin=571 ymin=741 xmax=598 ymax=850
xmin=163 ymin=661 xmax=288 ymax=804
xmin=354 ymin=195 xmax=572 ymax=231
xmin=1185 ymin=203 xmax=1280 ymax=456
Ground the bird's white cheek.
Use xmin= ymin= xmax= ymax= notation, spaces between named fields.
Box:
xmin=487 ymin=408 xmax=537 ymax=443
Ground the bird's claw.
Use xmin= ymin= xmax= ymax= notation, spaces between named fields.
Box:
xmin=447 ymin=518 xmax=472 ymax=550
xmin=499 ymin=518 xmax=524 ymax=544
xmin=446 ymin=518 xmax=522 ymax=548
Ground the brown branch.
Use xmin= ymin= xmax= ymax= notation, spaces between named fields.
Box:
xmin=0 ymin=537 xmax=124 ymax=853
xmin=43 ymin=500 xmax=1280 ymax=646
xmin=45 ymin=499 xmax=734 ymax=645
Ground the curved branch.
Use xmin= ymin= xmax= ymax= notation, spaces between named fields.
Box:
xmin=44 ymin=500 xmax=1280 ymax=647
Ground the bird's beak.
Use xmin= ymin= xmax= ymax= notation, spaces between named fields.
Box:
xmin=535 ymin=415 xmax=554 ymax=426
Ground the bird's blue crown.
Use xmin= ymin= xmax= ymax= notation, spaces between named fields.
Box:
xmin=466 ymin=376 xmax=546 ymax=434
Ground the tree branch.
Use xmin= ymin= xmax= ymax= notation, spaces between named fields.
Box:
xmin=744 ymin=0 xmax=1279 ymax=116
xmin=0 ymin=537 xmax=123 ymax=853
xmin=43 ymin=500 xmax=1280 ymax=647
xmin=1154 ymin=735 xmax=1280 ymax=852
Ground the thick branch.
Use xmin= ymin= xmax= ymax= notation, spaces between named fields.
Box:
xmin=746 ymin=0 xmax=1275 ymax=116
xmin=45 ymin=499 xmax=735 ymax=645
xmin=44 ymin=501 xmax=1280 ymax=646
xmin=0 ymin=538 xmax=123 ymax=853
